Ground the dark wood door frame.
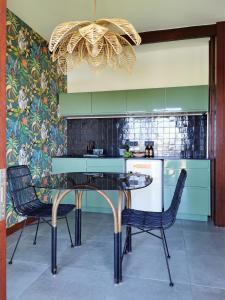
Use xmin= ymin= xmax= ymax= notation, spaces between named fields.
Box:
xmin=138 ymin=24 xmax=216 ymax=44
xmin=209 ymin=22 xmax=225 ymax=226
xmin=0 ymin=0 xmax=6 ymax=299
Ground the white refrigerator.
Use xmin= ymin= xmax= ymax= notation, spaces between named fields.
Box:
xmin=126 ymin=159 xmax=163 ymax=212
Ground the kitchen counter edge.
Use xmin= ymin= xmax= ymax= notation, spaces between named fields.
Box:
xmin=52 ymin=156 xmax=210 ymax=160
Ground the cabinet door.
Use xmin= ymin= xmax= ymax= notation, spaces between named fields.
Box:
xmin=59 ymin=92 xmax=92 ymax=116
xmin=165 ymin=85 xmax=208 ymax=112
xmin=85 ymin=159 xmax=125 ymax=213
xmin=164 ymin=186 xmax=210 ymax=221
xmin=126 ymin=88 xmax=165 ymax=113
xmin=164 ymin=159 xmax=210 ymax=221
xmin=164 ymin=168 xmax=210 ymax=188
xmin=52 ymin=158 xmax=87 ymax=174
xmin=164 ymin=159 xmax=210 ymax=170
xmin=92 ymin=91 xmax=126 ymax=114
xmin=51 ymin=158 xmax=87 ymax=206
xmin=164 ymin=160 xmax=210 ymax=188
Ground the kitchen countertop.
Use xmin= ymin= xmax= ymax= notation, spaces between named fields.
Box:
xmin=52 ymin=155 xmax=210 ymax=160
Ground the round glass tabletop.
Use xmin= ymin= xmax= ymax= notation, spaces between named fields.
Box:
xmin=32 ymin=172 xmax=153 ymax=191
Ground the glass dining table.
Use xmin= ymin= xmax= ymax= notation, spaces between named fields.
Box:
xmin=33 ymin=171 xmax=152 ymax=283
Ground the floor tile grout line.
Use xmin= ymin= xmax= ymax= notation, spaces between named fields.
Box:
xmin=190 ymin=282 xmax=225 ymax=291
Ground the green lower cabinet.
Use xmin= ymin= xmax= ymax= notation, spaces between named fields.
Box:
xmin=164 ymin=186 xmax=210 ymax=221
xmin=84 ymin=190 xmax=119 ymax=213
xmin=51 ymin=157 xmax=210 ymax=220
xmin=164 ymin=159 xmax=210 ymax=221
xmin=85 ymin=159 xmax=125 ymax=213
xmin=164 ymin=168 xmax=210 ymax=188
xmin=51 ymin=158 xmax=87 ymax=207
xmin=52 ymin=158 xmax=87 ymax=173
xmin=51 ymin=157 xmax=125 ymax=212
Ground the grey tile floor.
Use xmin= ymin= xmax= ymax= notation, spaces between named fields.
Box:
xmin=6 ymin=212 xmax=225 ymax=300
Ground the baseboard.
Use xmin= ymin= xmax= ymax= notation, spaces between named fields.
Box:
xmin=6 ymin=218 xmax=36 ymax=236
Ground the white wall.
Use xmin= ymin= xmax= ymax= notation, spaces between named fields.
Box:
xmin=67 ymin=38 xmax=209 ymax=93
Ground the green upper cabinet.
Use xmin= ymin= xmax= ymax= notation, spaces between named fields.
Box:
xmin=126 ymin=88 xmax=165 ymax=113
xmin=59 ymin=85 xmax=209 ymax=117
xmin=91 ymin=91 xmax=126 ymax=114
xmin=165 ymin=85 xmax=208 ymax=112
xmin=59 ymin=92 xmax=92 ymax=116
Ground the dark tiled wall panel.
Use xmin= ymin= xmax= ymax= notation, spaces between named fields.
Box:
xmin=67 ymin=114 xmax=207 ymax=158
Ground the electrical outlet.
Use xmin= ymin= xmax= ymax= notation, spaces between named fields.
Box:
xmin=129 ymin=141 xmax=138 ymax=147
xmin=145 ymin=141 xmax=154 ymax=146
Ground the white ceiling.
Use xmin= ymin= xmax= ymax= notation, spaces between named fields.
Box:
xmin=7 ymin=0 xmax=225 ymax=41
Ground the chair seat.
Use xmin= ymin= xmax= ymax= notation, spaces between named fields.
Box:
xmin=122 ymin=208 xmax=163 ymax=230
xmin=27 ymin=203 xmax=75 ymax=218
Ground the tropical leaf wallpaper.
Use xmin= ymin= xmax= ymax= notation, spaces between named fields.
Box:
xmin=6 ymin=10 xmax=67 ymax=227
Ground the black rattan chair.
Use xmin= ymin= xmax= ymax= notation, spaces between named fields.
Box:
xmin=122 ymin=169 xmax=187 ymax=286
xmin=7 ymin=165 xmax=75 ymax=264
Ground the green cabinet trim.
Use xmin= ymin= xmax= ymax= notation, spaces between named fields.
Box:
xmin=59 ymin=85 xmax=209 ymax=117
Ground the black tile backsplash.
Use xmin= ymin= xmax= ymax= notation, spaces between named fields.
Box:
xmin=67 ymin=114 xmax=207 ymax=158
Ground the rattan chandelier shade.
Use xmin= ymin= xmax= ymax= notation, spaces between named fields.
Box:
xmin=49 ymin=18 xmax=141 ymax=74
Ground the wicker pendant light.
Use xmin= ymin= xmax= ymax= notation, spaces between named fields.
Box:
xmin=48 ymin=1 xmax=141 ymax=74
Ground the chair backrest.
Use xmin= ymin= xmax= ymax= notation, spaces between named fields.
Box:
xmin=7 ymin=165 xmax=42 ymax=216
xmin=162 ymin=169 xmax=187 ymax=228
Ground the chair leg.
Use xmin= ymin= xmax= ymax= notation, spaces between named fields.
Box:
xmin=122 ymin=233 xmax=129 ymax=256
xmin=9 ymin=219 xmax=27 ymax=264
xmin=126 ymin=226 xmax=132 ymax=253
xmin=65 ymin=216 xmax=74 ymax=247
xmin=162 ymin=229 xmax=170 ymax=258
xmin=160 ymin=229 xmax=174 ymax=287
xmin=33 ymin=218 xmax=40 ymax=245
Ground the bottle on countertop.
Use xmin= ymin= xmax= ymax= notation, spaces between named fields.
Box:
xmin=149 ymin=145 xmax=154 ymax=158
xmin=87 ymin=140 xmax=95 ymax=154
xmin=145 ymin=144 xmax=150 ymax=158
